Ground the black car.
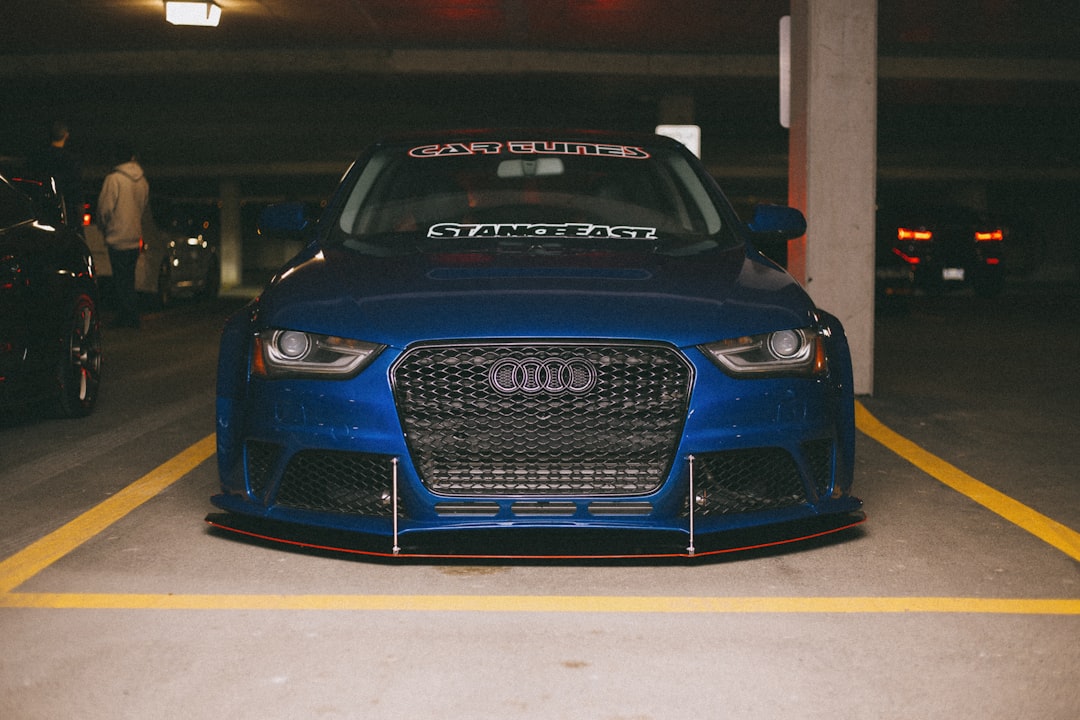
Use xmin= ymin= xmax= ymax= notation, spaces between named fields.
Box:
xmin=0 ymin=173 xmax=102 ymax=417
xmin=876 ymin=205 xmax=1005 ymax=299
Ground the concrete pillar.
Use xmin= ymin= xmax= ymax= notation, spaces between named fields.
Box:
xmin=787 ymin=0 xmax=877 ymax=395
xmin=219 ymin=178 xmax=242 ymax=288
xmin=658 ymin=95 xmax=695 ymax=125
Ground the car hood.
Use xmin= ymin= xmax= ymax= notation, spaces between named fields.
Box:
xmin=255 ymin=243 xmax=817 ymax=348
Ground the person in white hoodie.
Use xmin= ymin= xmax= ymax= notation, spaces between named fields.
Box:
xmin=97 ymin=145 xmax=149 ymax=328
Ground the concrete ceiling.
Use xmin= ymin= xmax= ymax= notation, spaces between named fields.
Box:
xmin=2 ymin=1 xmax=1078 ymax=200
xmin=3 ymin=0 xmax=1077 ymax=57
xmin=8 ymin=0 xmax=789 ymax=55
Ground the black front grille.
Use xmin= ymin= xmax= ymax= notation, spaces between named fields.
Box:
xmin=391 ymin=342 xmax=692 ymax=496
xmin=687 ymin=448 xmax=808 ymax=516
xmin=274 ymin=450 xmax=398 ymax=516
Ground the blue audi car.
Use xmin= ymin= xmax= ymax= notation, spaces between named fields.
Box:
xmin=209 ymin=130 xmax=863 ymax=558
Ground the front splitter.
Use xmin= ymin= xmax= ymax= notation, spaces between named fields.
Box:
xmin=205 ymin=511 xmax=866 ymax=561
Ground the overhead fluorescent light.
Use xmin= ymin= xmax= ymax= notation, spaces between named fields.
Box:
xmin=165 ymin=1 xmax=222 ymax=27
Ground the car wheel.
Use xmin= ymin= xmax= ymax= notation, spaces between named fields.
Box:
xmin=157 ymin=262 xmax=172 ymax=309
xmin=55 ymin=293 xmax=102 ymax=418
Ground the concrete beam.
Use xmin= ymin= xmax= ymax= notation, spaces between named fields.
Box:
xmin=0 ymin=49 xmax=774 ymax=79
xmin=1 ymin=48 xmax=1076 ymax=83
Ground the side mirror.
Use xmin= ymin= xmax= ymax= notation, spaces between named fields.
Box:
xmin=257 ymin=202 xmax=310 ymax=240
xmin=746 ymin=204 xmax=807 ymax=241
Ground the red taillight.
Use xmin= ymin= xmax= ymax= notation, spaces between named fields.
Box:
xmin=81 ymin=203 xmax=92 ymax=227
xmin=897 ymin=227 xmax=932 ymax=241
xmin=985 ymin=257 xmax=1001 ymax=265
xmin=975 ymin=229 xmax=1003 ymax=241
xmin=892 ymin=247 xmax=920 ymax=265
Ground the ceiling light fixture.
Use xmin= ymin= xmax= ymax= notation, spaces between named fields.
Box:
xmin=165 ymin=1 xmax=222 ymax=27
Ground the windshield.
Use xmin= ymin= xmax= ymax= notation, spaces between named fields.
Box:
xmin=329 ymin=138 xmax=738 ymax=254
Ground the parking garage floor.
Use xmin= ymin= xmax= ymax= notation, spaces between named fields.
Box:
xmin=1 ymin=284 xmax=1078 ymax=719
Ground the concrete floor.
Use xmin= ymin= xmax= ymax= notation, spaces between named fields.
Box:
xmin=1 ymin=285 xmax=1078 ymax=719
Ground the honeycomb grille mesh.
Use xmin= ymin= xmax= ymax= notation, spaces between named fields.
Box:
xmin=688 ymin=448 xmax=808 ymax=516
xmin=274 ymin=450 xmax=398 ymax=516
xmin=392 ymin=342 xmax=692 ymax=496
xmin=245 ymin=440 xmax=281 ymax=500
xmin=803 ymin=438 xmax=835 ymax=498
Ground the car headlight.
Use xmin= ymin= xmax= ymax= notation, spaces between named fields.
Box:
xmin=252 ymin=329 xmax=384 ymax=379
xmin=699 ymin=327 xmax=827 ymax=377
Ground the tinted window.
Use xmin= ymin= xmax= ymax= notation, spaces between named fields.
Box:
xmin=0 ymin=178 xmax=35 ymax=231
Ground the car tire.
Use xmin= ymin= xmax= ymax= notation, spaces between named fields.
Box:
xmin=54 ymin=293 xmax=102 ymax=418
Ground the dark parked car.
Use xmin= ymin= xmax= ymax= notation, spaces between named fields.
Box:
xmin=208 ymin=129 xmax=863 ymax=559
xmin=0 ymin=173 xmax=101 ymax=417
xmin=151 ymin=200 xmax=220 ymax=307
xmin=876 ymin=205 xmax=1005 ymax=298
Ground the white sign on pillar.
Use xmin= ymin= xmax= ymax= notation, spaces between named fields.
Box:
xmin=655 ymin=124 xmax=701 ymax=157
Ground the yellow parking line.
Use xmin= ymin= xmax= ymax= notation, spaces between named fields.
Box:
xmin=0 ymin=434 xmax=216 ymax=594
xmin=1 ymin=414 xmax=1078 ymax=615
xmin=855 ymin=401 xmax=1080 ymax=562
xmin=1 ymin=592 xmax=1078 ymax=614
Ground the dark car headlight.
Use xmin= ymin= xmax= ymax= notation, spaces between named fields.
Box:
xmin=699 ymin=328 xmax=827 ymax=377
xmin=252 ymin=329 xmax=384 ymax=379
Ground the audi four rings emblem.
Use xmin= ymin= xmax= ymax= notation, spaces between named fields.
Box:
xmin=489 ymin=357 xmax=598 ymax=394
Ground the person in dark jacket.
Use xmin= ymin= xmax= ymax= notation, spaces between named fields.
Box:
xmin=28 ymin=120 xmax=83 ymax=225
